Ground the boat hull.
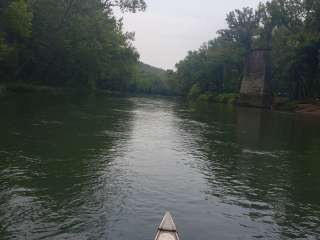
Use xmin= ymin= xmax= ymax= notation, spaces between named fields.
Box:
xmin=155 ymin=212 xmax=180 ymax=240
xmin=155 ymin=231 xmax=179 ymax=240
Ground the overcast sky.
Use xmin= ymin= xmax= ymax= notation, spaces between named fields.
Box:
xmin=118 ymin=0 xmax=265 ymax=70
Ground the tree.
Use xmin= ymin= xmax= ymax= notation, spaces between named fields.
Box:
xmin=0 ymin=0 xmax=146 ymax=90
xmin=218 ymin=7 xmax=261 ymax=51
xmin=0 ymin=0 xmax=33 ymax=81
xmin=171 ymin=0 xmax=320 ymax=101
xmin=2 ymin=0 xmax=32 ymax=40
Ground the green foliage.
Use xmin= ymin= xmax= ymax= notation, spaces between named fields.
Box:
xmin=274 ymin=99 xmax=299 ymax=111
xmin=166 ymin=70 xmax=181 ymax=95
xmin=2 ymin=0 xmax=32 ymax=39
xmin=0 ymin=0 xmax=146 ymax=91
xmin=115 ymin=0 xmax=147 ymax=12
xmin=197 ymin=93 xmax=212 ymax=102
xmin=218 ymin=7 xmax=261 ymax=51
xmin=0 ymin=34 xmax=9 ymax=62
xmin=268 ymin=0 xmax=320 ymax=100
xmin=188 ymin=84 xmax=201 ymax=100
xmin=170 ymin=0 xmax=320 ymax=102
xmin=174 ymin=37 xmax=244 ymax=98
xmin=215 ymin=93 xmax=239 ymax=104
xmin=0 ymin=32 xmax=18 ymax=81
xmin=1 ymin=0 xmax=320 ymax=101
xmin=130 ymin=62 xmax=172 ymax=95
xmin=0 ymin=0 xmax=32 ymax=81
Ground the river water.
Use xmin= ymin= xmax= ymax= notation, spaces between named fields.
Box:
xmin=0 ymin=93 xmax=319 ymax=240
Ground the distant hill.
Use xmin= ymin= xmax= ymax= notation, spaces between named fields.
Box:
xmin=138 ymin=62 xmax=167 ymax=81
xmin=129 ymin=62 xmax=171 ymax=95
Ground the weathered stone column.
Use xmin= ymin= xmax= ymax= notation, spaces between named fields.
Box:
xmin=239 ymin=49 xmax=273 ymax=108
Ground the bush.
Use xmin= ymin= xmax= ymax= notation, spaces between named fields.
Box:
xmin=215 ymin=93 xmax=239 ymax=104
xmin=197 ymin=93 xmax=210 ymax=102
xmin=274 ymin=100 xmax=299 ymax=111
xmin=188 ymin=84 xmax=201 ymax=99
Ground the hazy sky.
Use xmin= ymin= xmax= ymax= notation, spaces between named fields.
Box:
xmin=118 ymin=0 xmax=264 ymax=70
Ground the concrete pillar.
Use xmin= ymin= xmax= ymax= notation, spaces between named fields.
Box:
xmin=239 ymin=49 xmax=273 ymax=108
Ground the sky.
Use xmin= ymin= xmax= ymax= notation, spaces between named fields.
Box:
xmin=118 ymin=0 xmax=265 ymax=70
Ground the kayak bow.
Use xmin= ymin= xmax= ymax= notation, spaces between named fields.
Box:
xmin=154 ymin=212 xmax=180 ymax=240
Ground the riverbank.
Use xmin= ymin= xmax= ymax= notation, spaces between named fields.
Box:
xmin=273 ymin=97 xmax=320 ymax=117
xmin=0 ymin=83 xmax=124 ymax=98
xmin=2 ymin=84 xmax=320 ymax=117
xmin=0 ymin=83 xmax=176 ymax=99
xmin=194 ymin=93 xmax=320 ymax=117
xmin=192 ymin=93 xmax=239 ymax=104
xmin=296 ymin=103 xmax=320 ymax=116
xmin=0 ymin=83 xmax=64 ymax=96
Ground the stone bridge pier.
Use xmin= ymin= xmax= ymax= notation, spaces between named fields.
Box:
xmin=239 ymin=49 xmax=273 ymax=108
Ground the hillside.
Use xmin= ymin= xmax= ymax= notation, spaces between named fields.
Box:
xmin=129 ymin=62 xmax=171 ymax=95
xmin=138 ymin=62 xmax=167 ymax=81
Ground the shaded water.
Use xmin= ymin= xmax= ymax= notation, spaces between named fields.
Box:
xmin=0 ymin=93 xmax=320 ymax=240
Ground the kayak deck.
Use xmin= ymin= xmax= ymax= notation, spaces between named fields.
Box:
xmin=155 ymin=212 xmax=180 ymax=240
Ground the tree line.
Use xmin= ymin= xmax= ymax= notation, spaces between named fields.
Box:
xmin=168 ymin=0 xmax=320 ymax=101
xmin=1 ymin=0 xmax=320 ymax=100
xmin=0 ymin=0 xmax=146 ymax=91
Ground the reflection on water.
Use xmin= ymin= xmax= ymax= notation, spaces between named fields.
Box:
xmin=0 ymin=94 xmax=320 ymax=240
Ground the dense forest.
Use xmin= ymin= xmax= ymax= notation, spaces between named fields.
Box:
xmin=169 ymin=0 xmax=320 ymax=101
xmin=0 ymin=0 xmax=146 ymax=91
xmin=1 ymin=0 xmax=320 ymax=102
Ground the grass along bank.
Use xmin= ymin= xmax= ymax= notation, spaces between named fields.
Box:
xmin=189 ymin=92 xmax=239 ymax=105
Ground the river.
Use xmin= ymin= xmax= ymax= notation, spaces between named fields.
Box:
xmin=0 ymin=93 xmax=319 ymax=240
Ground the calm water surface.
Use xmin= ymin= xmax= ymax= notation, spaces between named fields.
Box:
xmin=0 ymin=93 xmax=320 ymax=240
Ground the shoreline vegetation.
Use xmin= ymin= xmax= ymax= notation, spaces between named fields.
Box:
xmin=2 ymin=82 xmax=320 ymax=117
xmin=1 ymin=0 xmax=320 ymax=117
